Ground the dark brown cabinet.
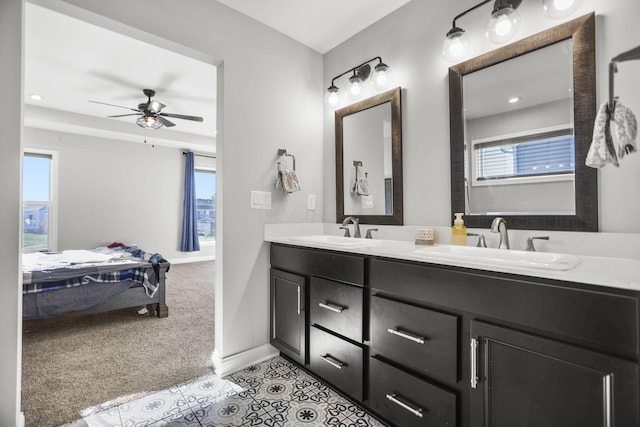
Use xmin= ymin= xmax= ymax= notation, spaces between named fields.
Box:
xmin=471 ymin=321 xmax=638 ymax=427
xmin=270 ymin=269 xmax=306 ymax=365
xmin=270 ymin=243 xmax=640 ymax=427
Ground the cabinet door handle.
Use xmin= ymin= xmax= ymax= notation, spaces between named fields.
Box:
xmin=297 ymin=286 xmax=301 ymax=315
xmin=385 ymin=393 xmax=424 ymax=418
xmin=387 ymin=328 xmax=426 ymax=345
xmin=319 ymin=302 xmax=345 ymax=313
xmin=470 ymin=338 xmax=478 ymax=389
xmin=321 ymin=354 xmax=346 ymax=370
xmin=603 ymin=373 xmax=613 ymax=427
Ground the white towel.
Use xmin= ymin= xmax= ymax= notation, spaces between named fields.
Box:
xmin=351 ymin=166 xmax=369 ymax=196
xmin=276 ymin=169 xmax=301 ymax=193
xmin=586 ymin=102 xmax=619 ymax=168
xmin=613 ymin=103 xmax=638 ymax=159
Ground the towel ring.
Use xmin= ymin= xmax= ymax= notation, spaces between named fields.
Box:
xmin=608 ymin=45 xmax=640 ymax=114
xmin=277 ymin=149 xmax=296 ymax=171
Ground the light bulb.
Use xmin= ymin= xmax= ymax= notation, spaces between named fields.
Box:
xmin=543 ymin=0 xmax=583 ymax=19
xmin=486 ymin=5 xmax=520 ymax=44
xmin=348 ymin=75 xmax=364 ymax=100
xmin=372 ymin=63 xmax=391 ymax=91
xmin=442 ymin=28 xmax=469 ymax=62
xmin=325 ymin=85 xmax=340 ymax=106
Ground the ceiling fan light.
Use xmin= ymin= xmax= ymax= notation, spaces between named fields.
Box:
xmin=542 ymin=0 xmax=583 ymax=19
xmin=486 ymin=4 xmax=521 ymax=44
xmin=137 ymin=115 xmax=163 ymax=129
xmin=442 ymin=27 xmax=470 ymax=62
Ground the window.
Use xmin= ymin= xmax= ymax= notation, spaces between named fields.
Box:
xmin=195 ymin=169 xmax=216 ymax=243
xmin=23 ymin=150 xmax=57 ymax=252
xmin=472 ymin=127 xmax=575 ymax=186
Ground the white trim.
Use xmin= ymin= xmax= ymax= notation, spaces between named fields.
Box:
xmin=17 ymin=412 xmax=25 ymax=427
xmin=211 ymin=344 xmax=279 ymax=377
xmin=168 ymin=255 xmax=215 ymax=265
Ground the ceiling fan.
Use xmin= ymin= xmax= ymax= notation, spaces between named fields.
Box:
xmin=89 ymin=88 xmax=204 ymax=129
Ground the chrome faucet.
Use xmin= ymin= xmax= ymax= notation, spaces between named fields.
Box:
xmin=340 ymin=216 xmax=361 ymax=238
xmin=490 ymin=217 xmax=510 ymax=249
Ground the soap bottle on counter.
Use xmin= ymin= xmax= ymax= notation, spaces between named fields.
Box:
xmin=451 ymin=212 xmax=467 ymax=246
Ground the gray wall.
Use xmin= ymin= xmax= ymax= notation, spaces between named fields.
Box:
xmin=323 ymin=0 xmax=640 ymax=232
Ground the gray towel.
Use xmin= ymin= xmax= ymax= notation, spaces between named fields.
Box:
xmin=276 ymin=168 xmax=301 ymax=193
xmin=586 ymin=102 xmax=619 ymax=168
xmin=613 ymin=103 xmax=638 ymax=159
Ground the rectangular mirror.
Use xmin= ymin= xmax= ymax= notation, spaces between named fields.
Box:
xmin=336 ymin=87 xmax=403 ymax=225
xmin=449 ymin=13 xmax=597 ymax=231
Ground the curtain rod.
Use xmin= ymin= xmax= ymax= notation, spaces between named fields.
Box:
xmin=182 ymin=152 xmax=216 ymax=159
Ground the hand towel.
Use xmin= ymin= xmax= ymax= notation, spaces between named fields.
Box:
xmin=351 ymin=166 xmax=369 ymax=196
xmin=276 ymin=169 xmax=301 ymax=193
xmin=586 ymin=102 xmax=619 ymax=168
xmin=613 ymin=103 xmax=638 ymax=159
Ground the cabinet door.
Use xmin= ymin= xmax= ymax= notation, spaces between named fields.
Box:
xmin=470 ymin=321 xmax=638 ymax=427
xmin=270 ymin=269 xmax=306 ymax=365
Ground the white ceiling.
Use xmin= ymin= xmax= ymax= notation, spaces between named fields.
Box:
xmin=216 ymin=0 xmax=412 ymax=54
xmin=24 ymin=1 xmax=412 ymax=152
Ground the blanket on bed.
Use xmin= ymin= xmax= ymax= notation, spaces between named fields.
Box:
xmin=22 ymin=246 xmax=167 ymax=298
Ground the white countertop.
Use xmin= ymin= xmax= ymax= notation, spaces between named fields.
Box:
xmin=266 ymin=234 xmax=640 ymax=293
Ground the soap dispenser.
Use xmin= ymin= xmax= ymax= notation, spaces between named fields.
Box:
xmin=451 ymin=212 xmax=467 ymax=246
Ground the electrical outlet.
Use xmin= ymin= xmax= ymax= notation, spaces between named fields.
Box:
xmin=308 ymin=194 xmax=316 ymax=210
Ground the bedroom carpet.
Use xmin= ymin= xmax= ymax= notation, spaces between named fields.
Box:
xmin=21 ymin=260 xmax=215 ymax=427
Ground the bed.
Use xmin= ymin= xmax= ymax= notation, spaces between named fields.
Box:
xmin=22 ymin=244 xmax=170 ymax=320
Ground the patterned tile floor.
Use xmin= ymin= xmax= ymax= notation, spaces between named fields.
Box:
xmin=62 ymin=356 xmax=386 ymax=427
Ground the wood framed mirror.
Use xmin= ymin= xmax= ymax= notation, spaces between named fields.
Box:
xmin=449 ymin=13 xmax=597 ymax=231
xmin=336 ymin=87 xmax=403 ymax=225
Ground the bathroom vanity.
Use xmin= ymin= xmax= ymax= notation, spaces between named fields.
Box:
xmin=269 ymin=239 xmax=640 ymax=427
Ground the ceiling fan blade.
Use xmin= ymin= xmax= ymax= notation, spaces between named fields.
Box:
xmin=156 ymin=116 xmax=176 ymax=127
xmin=108 ymin=113 xmax=142 ymax=118
xmin=89 ymin=100 xmax=139 ymax=112
xmin=160 ymin=112 xmax=204 ymax=122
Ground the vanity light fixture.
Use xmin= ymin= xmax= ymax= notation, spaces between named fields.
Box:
xmin=325 ymin=57 xmax=391 ymax=106
xmin=443 ymin=0 xmax=583 ymax=62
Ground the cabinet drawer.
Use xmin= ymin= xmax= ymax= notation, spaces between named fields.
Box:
xmin=370 ymin=295 xmax=458 ymax=383
xmin=309 ymin=326 xmax=363 ymax=401
xmin=369 ymin=357 xmax=456 ymax=427
xmin=370 ymin=258 xmax=638 ymax=359
xmin=310 ymin=277 xmax=363 ymax=342
xmin=271 ymin=244 xmax=364 ymax=285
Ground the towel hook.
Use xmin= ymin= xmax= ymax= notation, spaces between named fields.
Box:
xmin=608 ymin=44 xmax=640 ymax=114
xmin=277 ymin=149 xmax=296 ymax=171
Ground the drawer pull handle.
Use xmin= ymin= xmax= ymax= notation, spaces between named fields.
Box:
xmin=470 ymin=338 xmax=478 ymax=389
xmin=321 ymin=354 xmax=346 ymax=370
xmin=385 ymin=393 xmax=424 ymax=418
xmin=387 ymin=328 xmax=426 ymax=344
xmin=603 ymin=373 xmax=613 ymax=427
xmin=319 ymin=302 xmax=345 ymax=313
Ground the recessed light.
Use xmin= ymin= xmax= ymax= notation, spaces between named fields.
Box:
xmin=28 ymin=93 xmax=43 ymax=101
xmin=508 ymin=97 xmax=520 ymax=104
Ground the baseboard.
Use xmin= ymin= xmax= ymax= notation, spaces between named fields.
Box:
xmin=17 ymin=412 xmax=25 ymax=427
xmin=168 ymin=255 xmax=215 ymax=265
xmin=211 ymin=344 xmax=279 ymax=377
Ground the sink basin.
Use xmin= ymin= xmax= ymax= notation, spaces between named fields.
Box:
xmin=288 ymin=235 xmax=381 ymax=248
xmin=413 ymin=245 xmax=581 ymax=271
